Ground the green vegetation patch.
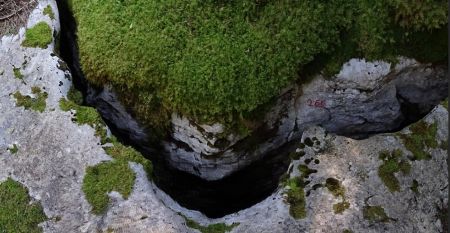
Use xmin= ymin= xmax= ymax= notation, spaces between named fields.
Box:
xmin=325 ymin=178 xmax=345 ymax=198
xmin=13 ymin=86 xmax=48 ymax=112
xmin=21 ymin=22 xmax=52 ymax=48
xmin=333 ymin=201 xmax=350 ymax=214
xmin=298 ymin=164 xmax=317 ymax=179
xmin=363 ymin=205 xmax=389 ymax=223
xmin=70 ymin=0 xmax=447 ymax=129
xmin=325 ymin=178 xmax=350 ymax=214
xmin=8 ymin=144 xmax=18 ymax=154
xmin=286 ymin=177 xmax=306 ymax=219
xmin=378 ymin=149 xmax=411 ymax=192
xmin=399 ymin=121 xmax=438 ymax=160
xmin=0 ymin=178 xmax=47 ymax=233
xmin=106 ymin=136 xmax=153 ymax=180
xmin=82 ymin=160 xmax=135 ymax=214
xmin=59 ymin=88 xmax=108 ymax=144
xmin=43 ymin=5 xmax=55 ymax=20
xmin=13 ymin=67 xmax=23 ymax=79
xmin=182 ymin=215 xmax=239 ymax=233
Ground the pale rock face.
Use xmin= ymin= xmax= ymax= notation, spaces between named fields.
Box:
xmin=162 ymin=57 xmax=447 ymax=180
xmin=335 ymin=58 xmax=391 ymax=91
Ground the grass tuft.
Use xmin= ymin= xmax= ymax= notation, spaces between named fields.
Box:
xmin=8 ymin=144 xmax=18 ymax=154
xmin=0 ymin=178 xmax=47 ymax=233
xmin=43 ymin=5 xmax=55 ymax=20
xmin=13 ymin=67 xmax=23 ymax=79
xmin=13 ymin=87 xmax=48 ymax=112
xmin=399 ymin=121 xmax=438 ymax=160
xmin=286 ymin=177 xmax=306 ymax=219
xmin=21 ymin=22 xmax=52 ymax=48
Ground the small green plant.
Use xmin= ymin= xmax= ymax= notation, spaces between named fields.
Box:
xmin=13 ymin=67 xmax=23 ymax=79
xmin=82 ymin=160 xmax=135 ymax=214
xmin=8 ymin=144 xmax=18 ymax=154
xmin=286 ymin=177 xmax=306 ymax=219
xmin=13 ymin=87 xmax=48 ymax=112
xmin=363 ymin=205 xmax=389 ymax=223
xmin=0 ymin=178 xmax=47 ymax=233
xmin=43 ymin=5 xmax=55 ymax=20
xmin=342 ymin=229 xmax=353 ymax=233
xmin=399 ymin=121 xmax=438 ymax=160
xmin=378 ymin=149 xmax=411 ymax=192
xmin=59 ymin=97 xmax=108 ymax=144
xmin=22 ymin=22 xmax=52 ymax=48
xmin=182 ymin=215 xmax=239 ymax=233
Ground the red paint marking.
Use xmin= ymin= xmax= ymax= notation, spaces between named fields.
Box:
xmin=307 ymin=99 xmax=325 ymax=108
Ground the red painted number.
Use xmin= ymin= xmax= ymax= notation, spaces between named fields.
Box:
xmin=307 ymin=99 xmax=325 ymax=108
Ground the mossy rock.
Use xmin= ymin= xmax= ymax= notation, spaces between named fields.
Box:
xmin=22 ymin=22 xmax=53 ymax=48
xmin=0 ymin=178 xmax=47 ymax=233
xmin=13 ymin=87 xmax=48 ymax=113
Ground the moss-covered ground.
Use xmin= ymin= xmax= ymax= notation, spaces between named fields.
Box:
xmin=13 ymin=86 xmax=48 ymax=113
xmin=61 ymin=86 xmax=154 ymax=214
xmin=22 ymin=22 xmax=52 ymax=48
xmin=70 ymin=0 xmax=447 ymax=131
xmin=0 ymin=178 xmax=47 ymax=233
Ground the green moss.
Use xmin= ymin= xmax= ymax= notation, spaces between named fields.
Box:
xmin=298 ymin=164 xmax=317 ymax=179
xmin=0 ymin=178 xmax=47 ymax=233
xmin=325 ymin=178 xmax=345 ymax=198
xmin=59 ymin=98 xmax=108 ymax=144
xmin=13 ymin=67 xmax=23 ymax=79
xmin=333 ymin=201 xmax=350 ymax=214
xmin=82 ymin=160 xmax=135 ymax=214
xmin=8 ymin=144 xmax=18 ymax=154
xmin=182 ymin=215 xmax=239 ymax=233
xmin=286 ymin=177 xmax=306 ymax=219
xmin=410 ymin=179 xmax=419 ymax=194
xmin=363 ymin=205 xmax=389 ymax=223
xmin=106 ymin=137 xmax=153 ymax=179
xmin=21 ymin=22 xmax=53 ymax=48
xmin=378 ymin=149 xmax=411 ymax=192
xmin=70 ymin=0 xmax=447 ymax=128
xmin=399 ymin=121 xmax=438 ymax=160
xmin=343 ymin=229 xmax=353 ymax=233
xmin=43 ymin=5 xmax=55 ymax=20
xmin=13 ymin=87 xmax=48 ymax=113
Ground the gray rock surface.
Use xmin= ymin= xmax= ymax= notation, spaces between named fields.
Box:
xmin=0 ymin=2 xmax=447 ymax=232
